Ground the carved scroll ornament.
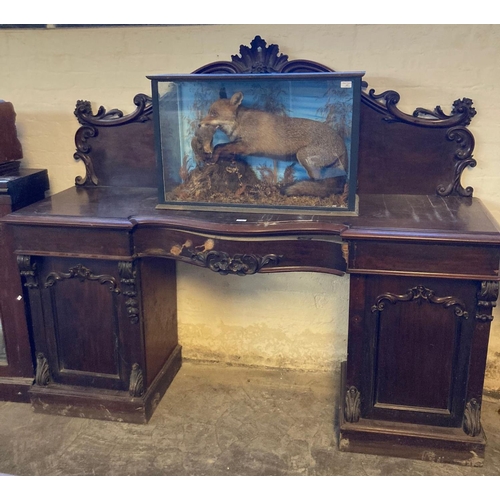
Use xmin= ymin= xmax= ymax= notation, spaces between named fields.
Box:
xmin=170 ymin=238 xmax=281 ymax=276
xmin=371 ymin=285 xmax=469 ymax=319
xmin=73 ymin=94 xmax=152 ymax=186
xmin=44 ymin=263 xmax=120 ymax=294
xmin=364 ymin=91 xmax=477 ymax=197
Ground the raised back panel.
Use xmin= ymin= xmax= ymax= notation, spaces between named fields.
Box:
xmin=72 ymin=36 xmax=477 ymax=200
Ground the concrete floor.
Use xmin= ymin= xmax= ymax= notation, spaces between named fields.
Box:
xmin=0 ymin=361 xmax=499 ymax=476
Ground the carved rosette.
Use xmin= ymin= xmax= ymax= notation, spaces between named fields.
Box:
xmin=35 ymin=352 xmax=50 ymax=386
xmin=463 ymin=398 xmax=482 ymax=437
xmin=118 ymin=261 xmax=140 ymax=325
xmin=371 ymin=286 xmax=469 ymax=319
xmin=129 ymin=363 xmax=145 ymax=397
xmin=73 ymin=94 xmax=152 ymax=186
xmin=44 ymin=264 xmax=120 ymax=294
xmin=17 ymin=255 xmax=39 ymax=289
xmin=344 ymin=386 xmax=361 ymax=423
xmin=475 ymin=281 xmax=499 ymax=322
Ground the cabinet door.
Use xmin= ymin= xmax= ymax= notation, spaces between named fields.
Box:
xmin=347 ymin=275 xmax=478 ymax=428
xmin=25 ymin=257 xmax=144 ymax=391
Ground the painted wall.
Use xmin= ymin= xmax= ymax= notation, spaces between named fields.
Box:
xmin=1 ymin=24 xmax=499 ymax=391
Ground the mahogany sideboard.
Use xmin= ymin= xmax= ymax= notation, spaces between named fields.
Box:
xmin=2 ymin=38 xmax=499 ymax=466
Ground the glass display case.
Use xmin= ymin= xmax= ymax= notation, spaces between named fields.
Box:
xmin=149 ymin=72 xmax=364 ymax=214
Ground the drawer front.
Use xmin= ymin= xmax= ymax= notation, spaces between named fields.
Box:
xmin=11 ymin=225 xmax=133 ymax=259
xmin=134 ymin=227 xmax=347 ymax=276
xmin=349 ymin=240 xmax=500 ymax=279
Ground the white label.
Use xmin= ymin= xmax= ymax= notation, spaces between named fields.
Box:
xmin=341 ymin=81 xmax=352 ymax=88
xmin=236 ymin=219 xmax=247 ymax=222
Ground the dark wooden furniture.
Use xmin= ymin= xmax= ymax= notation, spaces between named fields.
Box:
xmin=0 ymin=102 xmax=49 ymax=402
xmin=3 ymin=37 xmax=499 ymax=466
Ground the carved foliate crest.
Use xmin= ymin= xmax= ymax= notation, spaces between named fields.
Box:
xmin=193 ymin=35 xmax=333 ymax=75
xmin=44 ymin=263 xmax=120 ymax=294
xmin=372 ymin=286 xmax=469 ymax=319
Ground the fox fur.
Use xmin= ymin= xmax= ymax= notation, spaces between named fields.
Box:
xmin=199 ymin=91 xmax=347 ymax=197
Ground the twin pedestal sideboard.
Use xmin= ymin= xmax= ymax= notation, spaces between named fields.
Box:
xmin=5 ymin=187 xmax=499 ymax=466
xmin=1 ymin=38 xmax=500 ymax=467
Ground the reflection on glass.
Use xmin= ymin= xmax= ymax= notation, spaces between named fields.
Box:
xmin=0 ymin=314 xmax=7 ymax=364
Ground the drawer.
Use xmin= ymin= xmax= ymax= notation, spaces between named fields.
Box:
xmin=134 ymin=227 xmax=347 ymax=276
xmin=10 ymin=225 xmax=133 ymax=259
xmin=349 ymin=240 xmax=500 ymax=279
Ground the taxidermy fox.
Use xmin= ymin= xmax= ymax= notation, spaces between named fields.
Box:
xmin=199 ymin=91 xmax=348 ymax=196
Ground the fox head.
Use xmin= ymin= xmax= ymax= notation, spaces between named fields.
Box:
xmin=199 ymin=92 xmax=244 ymax=137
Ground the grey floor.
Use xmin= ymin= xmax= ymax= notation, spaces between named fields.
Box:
xmin=0 ymin=361 xmax=499 ymax=476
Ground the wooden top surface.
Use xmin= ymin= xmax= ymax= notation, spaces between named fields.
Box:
xmin=4 ymin=186 xmax=500 ymax=245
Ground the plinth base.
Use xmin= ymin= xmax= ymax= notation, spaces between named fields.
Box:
xmin=338 ymin=362 xmax=486 ymax=467
xmin=29 ymin=345 xmax=182 ymax=424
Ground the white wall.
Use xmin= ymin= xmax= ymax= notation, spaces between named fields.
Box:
xmin=1 ymin=24 xmax=499 ymax=390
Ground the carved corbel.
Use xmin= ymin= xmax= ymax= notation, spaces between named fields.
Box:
xmin=129 ymin=363 xmax=145 ymax=397
xmin=344 ymin=386 xmax=361 ymax=423
xmin=463 ymin=398 xmax=482 ymax=437
xmin=475 ymin=281 xmax=498 ymax=322
xmin=35 ymin=352 xmax=50 ymax=386
xmin=118 ymin=261 xmax=140 ymax=325
xmin=17 ymin=255 xmax=39 ymax=289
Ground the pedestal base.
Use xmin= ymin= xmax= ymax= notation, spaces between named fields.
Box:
xmin=29 ymin=345 xmax=182 ymax=424
xmin=338 ymin=362 xmax=486 ymax=467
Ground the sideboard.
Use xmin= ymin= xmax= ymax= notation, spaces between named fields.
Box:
xmin=3 ymin=37 xmax=499 ymax=467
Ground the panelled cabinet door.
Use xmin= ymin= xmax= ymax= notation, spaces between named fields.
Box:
xmin=23 ymin=257 xmax=144 ymax=392
xmin=354 ymin=276 xmax=479 ymax=428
